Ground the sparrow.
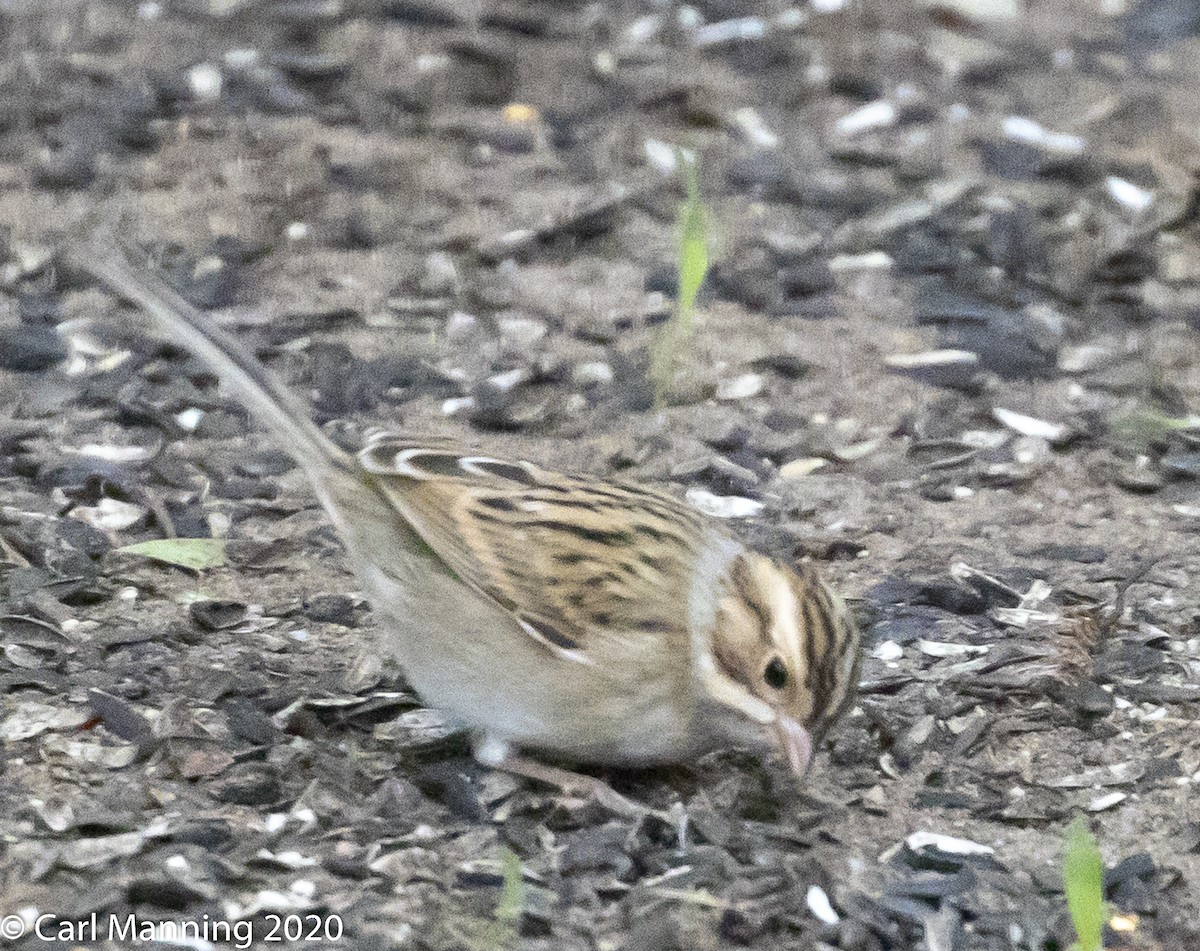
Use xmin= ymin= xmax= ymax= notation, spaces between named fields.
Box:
xmin=67 ymin=242 xmax=862 ymax=801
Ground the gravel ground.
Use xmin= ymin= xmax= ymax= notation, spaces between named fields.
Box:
xmin=2 ymin=1 xmax=1199 ymax=949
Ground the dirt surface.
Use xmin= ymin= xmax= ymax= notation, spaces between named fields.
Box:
xmin=2 ymin=1 xmax=1200 ymax=948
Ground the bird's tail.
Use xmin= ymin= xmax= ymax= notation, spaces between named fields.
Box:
xmin=66 ymin=241 xmax=455 ymax=688
xmin=66 ymin=242 xmax=359 ymax=491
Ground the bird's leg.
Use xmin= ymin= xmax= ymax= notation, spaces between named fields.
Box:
xmin=472 ymin=734 xmax=665 ymax=820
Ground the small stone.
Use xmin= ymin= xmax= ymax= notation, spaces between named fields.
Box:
xmin=497 ymin=316 xmax=547 ymax=350
xmin=1114 ymin=460 xmax=1163 ymax=493
xmin=806 ymin=885 xmax=839 ymax=925
xmin=187 ymin=62 xmax=223 ymax=101
xmin=190 ymin=600 xmax=249 ymax=631
xmin=33 ymin=146 xmax=96 ymax=189
xmin=225 ymin=699 xmax=279 ymax=746
xmin=1060 ymin=344 xmax=1119 ymax=374
xmin=0 ymin=325 xmax=68 ymax=371
xmin=1162 ymin=452 xmax=1200 ymax=480
xmin=761 ymin=229 xmax=822 ymax=262
xmin=445 ymin=311 xmax=479 ymax=343
xmin=874 ymin=640 xmax=904 ymax=661
xmin=571 ymin=361 xmax=614 ymax=388
xmin=304 ymin=594 xmax=356 ymax=623
xmin=716 ymin=372 xmax=764 ymax=401
xmin=420 ymin=252 xmax=459 ymax=296
xmin=1010 ymin=435 xmax=1051 ymax=466
xmin=211 ymin=764 xmax=281 ymax=806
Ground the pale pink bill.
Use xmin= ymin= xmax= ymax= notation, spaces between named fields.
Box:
xmin=776 ymin=715 xmax=814 ymax=777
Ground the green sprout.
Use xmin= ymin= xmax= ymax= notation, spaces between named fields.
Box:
xmin=495 ymin=846 xmax=526 ymax=925
xmin=675 ymin=152 xmax=709 ymax=337
xmin=651 ymin=150 xmax=710 ymax=404
xmin=1063 ymin=816 xmax=1105 ymax=951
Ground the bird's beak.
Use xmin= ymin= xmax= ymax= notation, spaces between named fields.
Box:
xmin=775 ymin=715 xmax=813 ymax=777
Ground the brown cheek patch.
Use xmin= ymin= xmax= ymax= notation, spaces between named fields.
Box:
xmin=711 ymin=598 xmax=755 ymax=685
xmin=730 ymin=555 xmax=774 ymax=645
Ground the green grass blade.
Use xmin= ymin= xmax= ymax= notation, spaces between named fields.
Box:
xmin=1063 ymin=816 xmax=1104 ymax=951
xmin=675 ymin=153 xmax=709 ymax=333
xmin=495 ymin=847 xmax=525 ymax=924
xmin=651 ymin=150 xmax=711 ymax=404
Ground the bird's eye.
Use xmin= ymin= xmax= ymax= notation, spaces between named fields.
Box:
xmin=763 ymin=656 xmax=788 ymax=690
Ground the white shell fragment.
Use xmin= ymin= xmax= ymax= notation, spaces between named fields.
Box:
xmin=644 ymin=140 xmax=694 ymax=176
xmin=806 ymin=884 xmax=840 ymax=925
xmin=716 ymin=372 xmax=764 ymax=401
xmin=884 ymin=349 xmax=978 ymax=370
xmin=837 ymin=99 xmax=897 ymax=136
xmin=70 ymin=443 xmax=154 ymax=463
xmin=694 ymin=17 xmax=766 ymax=47
xmin=175 ymin=407 xmax=205 ymax=431
xmin=187 ymin=62 xmax=223 ymax=102
xmin=992 ymin=407 xmax=1069 ymax=444
xmin=1019 ymin=579 xmax=1054 ymax=609
xmin=685 ymin=488 xmax=764 ymax=519
xmin=623 ymin=13 xmax=662 ymax=45
xmin=961 ymin=429 xmax=1009 ymax=450
xmin=779 ymin=457 xmax=826 ymax=479
xmin=932 ymin=0 xmax=1021 ymax=17
xmin=70 ymin=498 xmax=146 ymax=532
xmin=728 ymin=107 xmax=778 ymax=149
xmin=1049 ymin=761 xmax=1142 ymax=788
xmin=1088 ymin=791 xmax=1128 ymax=812
xmin=874 ymin=640 xmax=904 ymax=662
xmin=829 ymin=250 xmax=894 ymax=272
xmin=917 ymin=639 xmax=990 ymax=658
xmin=572 ymin=361 xmax=615 ymax=388
xmin=906 ymin=831 xmax=995 ymax=857
xmin=1106 ymin=176 xmax=1154 ymax=213
xmin=1002 ymin=115 xmax=1085 ymax=155
xmin=991 ymin=607 xmax=1059 ymax=628
xmin=255 ymin=848 xmax=319 ymax=869
xmin=488 ymin=368 xmax=531 ymax=392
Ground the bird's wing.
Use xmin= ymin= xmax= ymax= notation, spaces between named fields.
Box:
xmin=359 ymin=439 xmax=711 ymax=664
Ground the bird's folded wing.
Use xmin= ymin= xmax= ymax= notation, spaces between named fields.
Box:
xmin=359 ymin=440 xmax=708 ymax=663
